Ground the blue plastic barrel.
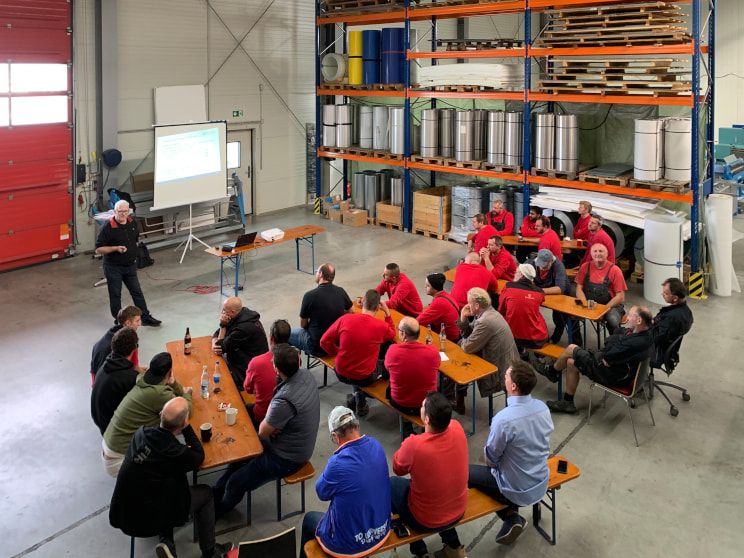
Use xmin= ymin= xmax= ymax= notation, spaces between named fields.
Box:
xmin=363 ymin=60 xmax=380 ymax=84
xmin=381 ymin=52 xmax=403 ymax=84
xmin=362 ymin=30 xmax=381 ymax=60
xmin=381 ymin=27 xmax=405 ymax=53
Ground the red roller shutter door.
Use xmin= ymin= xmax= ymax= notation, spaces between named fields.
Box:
xmin=0 ymin=0 xmax=73 ymax=271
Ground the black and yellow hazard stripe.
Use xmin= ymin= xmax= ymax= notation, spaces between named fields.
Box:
xmin=688 ymin=272 xmax=706 ymax=299
xmin=313 ymin=197 xmax=321 ymax=215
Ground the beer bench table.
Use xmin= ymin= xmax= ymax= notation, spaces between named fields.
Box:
xmin=205 ymin=225 xmax=325 ymax=296
xmin=303 ymin=455 xmax=581 ymax=557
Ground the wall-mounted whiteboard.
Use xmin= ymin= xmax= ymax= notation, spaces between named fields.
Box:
xmin=154 ymin=85 xmax=207 ymax=125
xmin=152 ymin=121 xmax=227 ymax=210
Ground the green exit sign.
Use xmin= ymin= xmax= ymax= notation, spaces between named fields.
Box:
xmin=232 ymin=110 xmax=243 ymax=118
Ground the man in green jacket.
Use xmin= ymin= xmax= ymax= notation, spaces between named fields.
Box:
xmin=103 ymin=352 xmax=192 ymax=477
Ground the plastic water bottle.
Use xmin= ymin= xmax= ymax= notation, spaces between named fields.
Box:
xmin=200 ymin=365 xmax=209 ymax=399
xmin=425 ymin=325 xmax=433 ymax=345
xmin=440 ymin=323 xmax=447 ymax=353
xmin=213 ymin=361 xmax=221 ymax=388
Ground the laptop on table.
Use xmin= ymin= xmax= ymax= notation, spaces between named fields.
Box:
xmin=221 ymin=231 xmax=257 ymax=253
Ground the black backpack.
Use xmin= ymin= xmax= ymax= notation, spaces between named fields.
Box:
xmin=136 ymin=242 xmax=154 ymax=269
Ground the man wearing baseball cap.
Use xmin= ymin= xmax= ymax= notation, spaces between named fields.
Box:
xmin=102 ymin=352 xmax=192 ymax=477
xmin=299 ymin=406 xmax=391 ymax=558
xmin=498 ymin=263 xmax=549 ymax=351
xmin=530 ymin=249 xmax=582 ymax=346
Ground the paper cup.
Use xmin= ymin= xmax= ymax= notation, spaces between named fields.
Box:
xmin=225 ymin=407 xmax=238 ymax=426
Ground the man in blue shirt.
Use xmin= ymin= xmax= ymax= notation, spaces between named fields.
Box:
xmin=468 ymin=360 xmax=554 ymax=545
xmin=299 ymin=406 xmax=391 ymax=558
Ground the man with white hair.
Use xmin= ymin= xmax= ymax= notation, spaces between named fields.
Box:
xmin=95 ymin=200 xmax=161 ymax=326
xmin=498 ymin=263 xmax=549 ymax=350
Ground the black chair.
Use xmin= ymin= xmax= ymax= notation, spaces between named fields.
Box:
xmin=648 ymin=335 xmax=690 ymax=417
xmin=234 ymin=527 xmax=296 ymax=557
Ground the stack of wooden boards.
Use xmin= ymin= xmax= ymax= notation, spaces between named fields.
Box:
xmin=320 ymin=0 xmax=418 ymax=16
xmin=540 ymin=58 xmax=692 ymax=97
xmin=535 ymin=2 xmax=691 ymax=48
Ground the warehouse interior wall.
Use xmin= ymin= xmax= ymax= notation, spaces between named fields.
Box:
xmin=714 ymin=0 xmax=743 ymax=136
xmin=72 ymin=0 xmax=315 ymax=252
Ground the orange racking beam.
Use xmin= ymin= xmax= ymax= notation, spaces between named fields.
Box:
xmin=408 ymin=1 xmax=525 ymax=20
xmin=316 ymin=11 xmax=404 ymax=26
xmin=529 ymin=92 xmax=695 ymax=107
xmin=527 ymin=175 xmax=693 ymax=204
xmin=529 ymin=44 xmax=696 ymax=57
xmin=408 ymin=161 xmax=524 ymax=182
xmin=409 ymin=90 xmax=525 ymax=100
xmin=408 ymin=49 xmax=525 ymax=59
xmin=317 ymin=150 xmax=406 ymax=168
xmin=317 ymin=88 xmax=405 ymax=98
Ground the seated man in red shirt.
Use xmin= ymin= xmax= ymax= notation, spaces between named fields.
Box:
xmin=391 ymin=392 xmax=469 ymax=558
xmin=498 ymin=263 xmax=549 ymax=350
xmin=374 ymin=263 xmax=423 ymax=317
xmin=580 ymin=213 xmax=615 ymax=265
xmin=479 ymin=236 xmax=517 ymax=281
xmin=417 ymin=273 xmax=460 ymax=342
xmin=535 ymin=216 xmax=563 ymax=261
xmin=572 ymin=200 xmax=592 ymax=242
xmin=385 ymin=317 xmax=440 ymax=437
xmin=576 ymin=243 xmax=626 ymax=333
xmin=451 ymin=252 xmax=499 ymax=309
xmin=518 ymin=206 xmax=542 ymax=238
xmin=243 ymin=319 xmax=288 ymax=427
xmin=485 ymin=198 xmax=514 ymax=237
xmin=321 ymin=290 xmax=396 ymax=417
xmin=468 ymin=214 xmax=498 ymax=254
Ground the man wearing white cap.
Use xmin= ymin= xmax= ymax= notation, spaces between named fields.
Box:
xmin=299 ymin=407 xmax=391 ymax=558
xmin=498 ymin=264 xmax=548 ymax=350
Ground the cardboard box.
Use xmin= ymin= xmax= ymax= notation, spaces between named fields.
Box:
xmin=328 ymin=207 xmax=343 ymax=223
xmin=343 ymin=209 xmax=368 ymax=227
xmin=376 ymin=202 xmax=402 ymax=226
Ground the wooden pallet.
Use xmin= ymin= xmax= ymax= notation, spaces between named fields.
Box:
xmin=440 ymin=158 xmax=482 ymax=169
xmin=628 ymin=178 xmax=689 ymax=192
xmin=320 ymin=0 xmax=414 ymax=15
xmin=531 ymin=164 xmax=592 ymax=181
xmin=410 ymin=153 xmax=445 ymax=165
xmin=482 ymin=162 xmax=522 ymax=174
xmin=540 ymin=87 xmax=690 ymax=97
xmin=436 ymin=38 xmax=523 ymax=51
xmin=321 ymin=83 xmax=405 ymax=91
xmin=412 ymin=227 xmax=448 ymax=241
xmin=367 ymin=216 xmax=377 ymax=225
xmin=321 ymin=146 xmax=347 ymax=154
xmin=424 ymin=84 xmax=509 ymax=93
xmin=578 ymin=170 xmax=633 ymax=187
xmin=344 ymin=147 xmax=404 ymax=161
xmin=377 ymin=220 xmax=404 ymax=231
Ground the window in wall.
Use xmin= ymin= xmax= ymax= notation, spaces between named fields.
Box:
xmin=227 ymin=141 xmax=241 ymax=169
xmin=0 ymin=63 xmax=69 ymax=126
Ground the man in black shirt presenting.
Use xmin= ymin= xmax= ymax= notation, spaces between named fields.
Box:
xmin=290 ymin=263 xmax=352 ymax=356
xmin=95 ymin=200 xmax=161 ymax=326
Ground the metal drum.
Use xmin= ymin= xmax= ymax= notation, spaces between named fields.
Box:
xmin=389 ymin=107 xmax=405 ymax=155
xmin=439 ymin=108 xmax=455 ymax=158
xmin=372 ymin=105 xmax=389 ymax=150
xmin=554 ymin=114 xmax=578 ymax=173
xmin=533 ymin=112 xmax=555 ymax=171
xmin=391 ymin=176 xmax=404 ymax=207
xmin=358 ymin=106 xmax=373 ymax=148
xmin=487 ymin=111 xmax=505 ymax=165
xmin=420 ymin=108 xmax=438 ymax=157
xmin=352 ymin=172 xmax=366 ymax=209
xmin=504 ymin=111 xmax=523 ymax=167
xmin=455 ymin=110 xmax=474 ymax=162
xmin=364 ymin=171 xmax=381 ymax=218
xmin=472 ymin=109 xmax=488 ymax=161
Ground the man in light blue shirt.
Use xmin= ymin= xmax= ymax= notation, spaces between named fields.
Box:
xmin=468 ymin=360 xmax=554 ymax=545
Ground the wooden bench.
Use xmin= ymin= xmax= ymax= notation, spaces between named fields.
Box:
xmin=306 ymin=354 xmax=335 ymax=388
xmin=360 ymin=379 xmax=425 ymax=437
xmin=530 ymin=343 xmax=566 ymax=360
xmin=245 ymin=462 xmax=316 ymax=523
xmin=303 ymin=455 xmax=580 ymax=557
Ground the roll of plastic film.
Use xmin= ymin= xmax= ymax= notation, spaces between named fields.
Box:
xmin=634 ymin=119 xmax=664 ymax=181
xmin=348 ymin=31 xmax=363 ymax=57
xmin=372 ymin=105 xmax=389 ymax=150
xmin=321 ymin=105 xmax=336 ymax=147
xmin=363 ymin=60 xmax=380 ymax=85
xmin=389 ymin=107 xmax=405 ymax=155
xmin=664 ymin=117 xmax=692 ymax=181
xmin=335 ymin=105 xmax=353 ymax=148
xmin=348 ymin=57 xmax=363 ymax=85
xmin=362 ymin=30 xmax=381 ymax=60
xmin=358 ymin=106 xmax=373 ymax=148
xmin=321 ymin=53 xmax=346 ymax=83
xmin=381 ymin=27 xmax=404 ymax=52
xmin=381 ymin=52 xmax=403 ymax=84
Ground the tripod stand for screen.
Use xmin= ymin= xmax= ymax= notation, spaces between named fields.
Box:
xmin=175 ymin=204 xmax=211 ymax=264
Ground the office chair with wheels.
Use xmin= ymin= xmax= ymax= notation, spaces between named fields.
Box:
xmin=588 ymin=358 xmax=655 ymax=447
xmin=648 ymin=335 xmax=689 ymax=417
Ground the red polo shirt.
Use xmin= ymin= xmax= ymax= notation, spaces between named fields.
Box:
xmin=385 ymin=342 xmax=440 ymax=408
xmin=581 ymin=228 xmax=616 ymax=264
xmin=375 ymin=273 xmax=423 ymax=317
xmin=393 ymin=420 xmax=469 ymax=529
xmin=243 ymin=351 xmax=275 ymax=422
xmin=519 ymin=215 xmax=539 ymax=238
xmin=485 ymin=210 xmax=514 ymax=236
xmin=472 ymin=224 xmax=499 ymax=253
xmin=451 ymin=263 xmax=499 ymax=308
xmin=416 ymin=291 xmax=460 ymax=341
xmin=573 ymin=214 xmax=591 ymax=241
xmin=486 ymin=247 xmax=517 ymax=281
xmin=498 ymin=280 xmax=548 ymax=345
xmin=538 ymin=228 xmax=563 ymax=261
xmin=320 ymin=313 xmax=396 ymax=380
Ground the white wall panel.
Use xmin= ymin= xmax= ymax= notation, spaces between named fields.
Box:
xmin=714 ymin=0 xmax=744 ymax=135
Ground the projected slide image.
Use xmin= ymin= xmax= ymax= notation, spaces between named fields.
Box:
xmin=155 ymin=128 xmax=222 ymax=183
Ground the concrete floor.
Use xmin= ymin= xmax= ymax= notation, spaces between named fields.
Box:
xmin=1 ymin=206 xmax=743 ymax=558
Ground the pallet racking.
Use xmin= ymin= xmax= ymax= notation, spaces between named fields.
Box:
xmin=314 ymin=0 xmax=715 ymax=272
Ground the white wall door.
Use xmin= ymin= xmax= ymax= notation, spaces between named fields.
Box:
xmin=227 ymin=129 xmax=254 ymax=215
